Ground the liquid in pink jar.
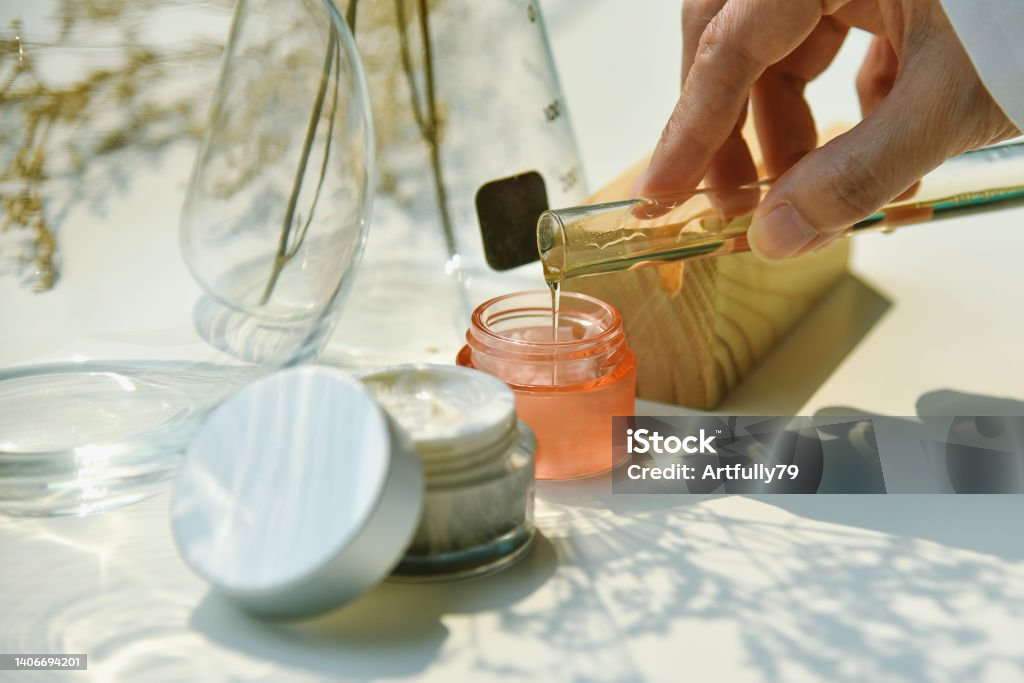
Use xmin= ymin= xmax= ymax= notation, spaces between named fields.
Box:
xmin=457 ymin=291 xmax=636 ymax=480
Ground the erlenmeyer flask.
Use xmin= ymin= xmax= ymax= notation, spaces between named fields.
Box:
xmin=324 ymin=0 xmax=587 ymax=369
xmin=0 ymin=0 xmax=373 ymax=515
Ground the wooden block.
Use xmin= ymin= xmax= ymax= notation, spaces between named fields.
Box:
xmin=565 ymin=153 xmax=850 ymax=409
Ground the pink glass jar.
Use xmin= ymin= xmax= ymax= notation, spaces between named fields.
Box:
xmin=457 ymin=290 xmax=636 ymax=480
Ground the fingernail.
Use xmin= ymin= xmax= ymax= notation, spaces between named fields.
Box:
xmin=748 ymin=203 xmax=819 ymax=260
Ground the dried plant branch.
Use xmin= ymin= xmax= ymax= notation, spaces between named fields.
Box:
xmin=1 ymin=6 xmax=225 ymax=293
xmin=345 ymin=0 xmax=358 ymax=35
xmin=395 ymin=0 xmax=457 ymax=261
xmin=259 ymin=22 xmax=340 ymax=305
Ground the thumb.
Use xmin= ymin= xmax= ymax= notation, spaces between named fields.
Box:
xmin=748 ymin=59 xmax=965 ymax=260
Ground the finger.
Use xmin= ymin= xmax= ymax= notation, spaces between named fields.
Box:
xmin=638 ymin=0 xmax=856 ymax=198
xmin=752 ymin=18 xmax=849 ymax=178
xmin=632 ymin=0 xmax=732 ymax=200
xmin=681 ymin=0 xmax=757 ymax=214
xmin=854 ymin=35 xmax=919 ymax=205
xmin=856 ymin=35 xmax=898 ymax=117
xmin=681 ymin=0 xmax=728 ymax=82
xmin=831 ymin=0 xmax=885 ymax=34
xmin=748 ymin=63 xmax=966 ymax=260
xmin=703 ymin=110 xmax=759 ymax=216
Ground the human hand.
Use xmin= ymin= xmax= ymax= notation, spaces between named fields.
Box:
xmin=636 ymin=0 xmax=1021 ymax=259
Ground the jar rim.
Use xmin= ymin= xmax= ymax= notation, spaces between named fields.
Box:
xmin=470 ymin=289 xmax=624 ymax=350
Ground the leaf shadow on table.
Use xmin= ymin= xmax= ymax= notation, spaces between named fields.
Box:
xmin=768 ymin=388 xmax=1024 ymax=561
xmin=189 ymin=533 xmax=561 ymax=681
xmin=7 ymin=395 xmax=1023 ymax=682
xmin=11 ymin=479 xmax=1022 ymax=683
xmin=524 ymin=463 xmax=1024 ymax=683
xmin=188 ymin=386 xmax=1024 ymax=683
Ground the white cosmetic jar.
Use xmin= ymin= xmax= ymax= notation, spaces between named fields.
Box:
xmin=361 ymin=364 xmax=536 ymax=581
xmin=171 ymin=364 xmax=535 ymax=620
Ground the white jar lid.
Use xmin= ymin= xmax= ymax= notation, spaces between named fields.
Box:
xmin=171 ymin=366 xmax=424 ymax=619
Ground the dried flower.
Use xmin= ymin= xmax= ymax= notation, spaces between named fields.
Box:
xmin=0 ymin=2 xmax=228 ymax=292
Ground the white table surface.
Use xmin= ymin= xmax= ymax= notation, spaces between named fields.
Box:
xmin=3 ymin=2 xmax=1024 ymax=682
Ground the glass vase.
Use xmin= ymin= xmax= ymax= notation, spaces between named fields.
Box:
xmin=0 ymin=0 xmax=374 ymax=515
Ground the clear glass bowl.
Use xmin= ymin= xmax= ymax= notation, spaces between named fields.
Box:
xmin=0 ymin=0 xmax=374 ymax=515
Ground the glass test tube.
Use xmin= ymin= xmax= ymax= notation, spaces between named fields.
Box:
xmin=538 ymin=140 xmax=1024 ymax=284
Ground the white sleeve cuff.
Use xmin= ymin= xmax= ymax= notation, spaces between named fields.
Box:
xmin=939 ymin=0 xmax=1024 ymax=131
